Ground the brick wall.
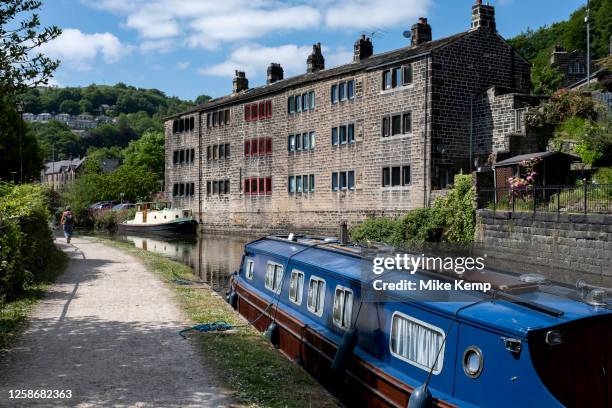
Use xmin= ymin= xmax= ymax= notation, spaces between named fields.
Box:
xmin=475 ymin=210 xmax=612 ymax=287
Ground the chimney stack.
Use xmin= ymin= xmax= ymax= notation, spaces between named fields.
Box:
xmin=550 ymin=45 xmax=568 ymax=65
xmin=267 ymin=63 xmax=284 ymax=84
xmin=307 ymin=43 xmax=325 ymax=73
xmin=411 ymin=17 xmax=432 ymax=47
xmin=470 ymin=0 xmax=496 ymax=32
xmin=353 ymin=35 xmax=373 ymax=62
xmin=232 ymin=70 xmax=248 ymax=93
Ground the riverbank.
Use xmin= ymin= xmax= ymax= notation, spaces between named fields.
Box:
xmin=98 ymin=237 xmax=337 ymax=408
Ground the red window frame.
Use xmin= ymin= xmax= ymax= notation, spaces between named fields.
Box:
xmin=258 ymin=138 xmax=266 ymax=156
xmin=244 ymin=140 xmax=250 ymax=157
xmin=244 ymin=178 xmax=251 ymax=195
xmin=266 ymin=101 xmax=272 ymax=118
xmin=251 ymin=104 xmax=258 ymax=120
xmin=251 ymin=138 xmax=258 ymax=155
xmin=259 ymin=102 xmax=265 ymax=119
xmin=258 ymin=178 xmax=265 ymax=194
xmin=245 ymin=105 xmax=250 ymax=121
xmin=265 ymin=177 xmax=272 ymax=195
xmin=265 ymin=138 xmax=272 ymax=154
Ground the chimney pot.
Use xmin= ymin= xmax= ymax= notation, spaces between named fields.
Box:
xmin=233 ymin=70 xmax=248 ymax=93
xmin=267 ymin=63 xmax=284 ymax=84
xmin=471 ymin=0 xmax=496 ymax=32
xmin=307 ymin=43 xmax=325 ymax=73
xmin=354 ymin=35 xmax=373 ymax=62
xmin=411 ymin=17 xmax=432 ymax=47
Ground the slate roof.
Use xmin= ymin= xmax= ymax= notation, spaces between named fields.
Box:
xmin=43 ymin=157 xmax=86 ymax=175
xmin=494 ymin=151 xmax=580 ymax=167
xmin=167 ymin=30 xmax=473 ymax=120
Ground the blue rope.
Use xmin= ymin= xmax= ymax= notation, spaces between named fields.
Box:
xmin=179 ymin=321 xmax=233 ymax=338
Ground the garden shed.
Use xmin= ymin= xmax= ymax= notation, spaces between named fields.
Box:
xmin=493 ymin=151 xmax=581 ymax=189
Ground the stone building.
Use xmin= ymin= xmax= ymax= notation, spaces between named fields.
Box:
xmin=165 ymin=0 xmax=535 ymax=233
xmin=42 ymin=158 xmax=86 ymax=191
xmin=550 ymin=45 xmax=596 ymax=89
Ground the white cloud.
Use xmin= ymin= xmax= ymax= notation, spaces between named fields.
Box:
xmin=199 ymin=44 xmax=314 ymax=79
xmin=140 ymin=39 xmax=174 ymax=53
xmin=325 ymin=0 xmax=430 ymax=29
xmin=176 ymin=61 xmax=191 ymax=70
xmin=84 ymin=0 xmax=433 ymax=50
xmin=325 ymin=47 xmax=354 ymax=68
xmin=37 ymin=28 xmax=128 ymax=70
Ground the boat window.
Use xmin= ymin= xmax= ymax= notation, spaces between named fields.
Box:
xmin=307 ymin=276 xmax=326 ymax=317
xmin=390 ymin=312 xmax=445 ymax=374
xmin=332 ymin=286 xmax=353 ymax=330
xmin=288 ymin=270 xmax=304 ymax=305
xmin=245 ymin=260 xmax=254 ymax=280
xmin=264 ymin=262 xmax=284 ymax=294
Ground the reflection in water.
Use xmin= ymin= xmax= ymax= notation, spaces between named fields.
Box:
xmin=116 ymin=233 xmax=253 ymax=292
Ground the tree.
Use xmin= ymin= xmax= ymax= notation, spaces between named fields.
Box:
xmin=79 ymin=99 xmax=93 ymax=114
xmin=0 ymin=0 xmax=61 ymax=96
xmin=59 ymin=99 xmax=80 ymax=115
xmin=532 ymin=64 xmax=563 ymax=95
xmin=30 ymin=120 xmax=82 ymax=160
xmin=0 ymin=102 xmax=43 ymax=182
xmin=195 ymin=94 xmax=212 ymax=105
xmin=122 ymin=130 xmax=164 ymax=175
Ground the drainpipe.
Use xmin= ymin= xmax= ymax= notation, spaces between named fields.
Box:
xmin=198 ymin=111 xmax=203 ymax=225
xmin=423 ymin=55 xmax=429 ymax=207
xmin=469 ymin=95 xmax=473 ymax=173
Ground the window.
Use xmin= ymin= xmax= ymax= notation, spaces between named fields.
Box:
xmin=266 ymin=138 xmax=272 ymax=155
xmin=288 ymin=176 xmax=295 ymax=193
xmin=179 ymin=150 xmax=185 ymax=163
xmin=173 ymin=151 xmax=179 ymax=165
xmin=382 ymin=166 xmax=411 ymax=187
xmin=212 ymin=111 xmax=218 ymax=126
xmin=392 ymin=67 xmax=402 ymax=88
xmin=383 ymin=70 xmax=392 ymax=90
xmin=225 ymin=144 xmax=230 ymax=159
xmin=288 ymin=97 xmax=295 ymax=114
xmin=244 ymin=178 xmax=251 ymax=194
xmin=224 ymin=110 xmax=230 ymax=125
xmin=391 ymin=114 xmax=402 ymax=136
xmin=245 ymin=260 xmax=254 ymax=280
xmin=331 ymin=84 xmax=338 ymax=104
xmin=332 ymin=172 xmax=338 ymax=191
xmin=390 ymin=312 xmax=445 ymax=374
xmin=302 ymin=93 xmax=308 ymax=112
xmin=179 ymin=183 xmax=185 ymax=196
xmin=266 ymin=101 xmax=272 ymax=118
xmin=307 ymin=277 xmax=326 ymax=316
xmin=245 ymin=105 xmax=251 ymax=121
xmin=295 ymin=132 xmax=302 ymax=150
xmin=347 ymin=80 xmax=355 ymax=99
xmin=296 ymin=175 xmax=302 ymax=193
xmin=402 ymin=64 xmax=413 ymax=85
xmin=339 ymin=125 xmax=347 ymax=144
xmin=258 ymin=178 xmax=265 ymax=193
xmin=333 ymin=286 xmax=353 ymax=329
xmin=309 ymin=91 xmax=315 ymax=110
xmin=251 ymin=103 xmax=258 ymax=120
xmin=173 ymin=184 xmax=178 ymax=196
xmin=213 ymin=145 xmax=218 ymax=160
xmin=382 ymin=116 xmax=390 ymax=137
xmin=265 ymin=177 xmax=272 ymax=195
xmin=212 ymin=181 xmax=218 ymax=194
xmin=258 ymin=138 xmax=266 ymax=156
xmin=288 ymin=134 xmax=295 ymax=152
xmin=339 ymin=171 xmax=347 ymax=190
xmin=295 ymin=95 xmax=301 ymax=112
xmin=302 ymin=132 xmax=310 ymax=150
xmin=348 ymin=124 xmax=355 ymax=143
xmin=219 ymin=144 xmax=225 ymax=159
xmin=289 ymin=270 xmax=304 ymax=305
xmin=206 ymin=181 xmax=211 ymax=195
xmin=402 ymin=112 xmax=412 ymax=134
xmin=224 ymin=180 xmax=230 ymax=194
xmin=309 ymin=174 xmax=315 ymax=192
xmin=259 ymin=102 xmax=265 ymax=119
xmin=265 ymin=262 xmax=284 ymax=294
xmin=332 ymin=127 xmax=338 ymax=145
xmin=244 ymin=140 xmax=251 ymax=157
xmin=309 ymin=132 xmax=316 ymax=149
xmin=348 ymin=170 xmax=355 ymax=190
xmin=339 ymin=82 xmax=345 ymax=101
xmin=251 ymin=138 xmax=258 ymax=155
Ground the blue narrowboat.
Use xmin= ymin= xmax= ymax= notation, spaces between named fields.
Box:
xmin=229 ymin=235 xmax=611 ymax=407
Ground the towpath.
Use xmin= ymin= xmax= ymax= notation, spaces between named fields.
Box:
xmin=0 ymin=237 xmax=237 ymax=407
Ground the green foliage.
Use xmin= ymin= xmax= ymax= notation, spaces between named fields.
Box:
xmin=527 ymin=90 xmax=600 ymax=128
xmin=0 ymin=1 xmax=61 ymax=96
xmin=593 ymin=167 xmax=612 ymax=184
xmin=122 ymin=130 xmax=165 ymax=175
xmin=532 ymin=64 xmax=563 ymax=95
xmin=0 ymin=98 xmax=43 ymax=182
xmin=351 ymin=175 xmax=475 ymax=245
xmin=0 ymin=183 xmax=65 ymax=302
xmin=30 ymin=120 xmax=81 ymax=161
xmin=59 ymin=99 xmax=80 ymax=115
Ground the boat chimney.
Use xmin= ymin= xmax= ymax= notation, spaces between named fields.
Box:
xmin=340 ymin=221 xmax=349 ymax=245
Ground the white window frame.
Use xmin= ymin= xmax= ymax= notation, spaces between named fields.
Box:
xmin=264 ymin=261 xmax=284 ymax=294
xmin=389 ymin=311 xmax=446 ymax=375
xmin=245 ymin=259 xmax=254 ymax=280
xmin=332 ymin=285 xmax=354 ymax=330
xmin=288 ymin=270 xmax=305 ymax=305
xmin=307 ymin=276 xmax=326 ymax=317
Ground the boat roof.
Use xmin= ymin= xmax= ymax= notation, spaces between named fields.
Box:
xmin=245 ymin=236 xmax=611 ymax=338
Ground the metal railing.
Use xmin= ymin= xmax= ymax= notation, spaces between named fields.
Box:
xmin=478 ymin=184 xmax=612 ymax=214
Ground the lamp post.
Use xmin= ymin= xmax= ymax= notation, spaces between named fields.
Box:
xmin=10 ymin=171 xmax=17 ymax=184
xmin=585 ymin=0 xmax=590 ymax=87
xmin=16 ymin=101 xmax=24 ymax=183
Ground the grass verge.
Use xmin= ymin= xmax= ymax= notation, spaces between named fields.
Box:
xmin=98 ymin=238 xmax=338 ymax=408
xmin=0 ymin=248 xmax=68 ymax=352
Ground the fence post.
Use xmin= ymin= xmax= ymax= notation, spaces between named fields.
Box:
xmin=557 ymin=186 xmax=561 ymax=215
xmin=533 ymin=186 xmax=537 ymax=214
xmin=511 ymin=186 xmax=515 ymax=213
xmin=583 ymin=178 xmax=587 ymax=214
xmin=493 ymin=189 xmax=496 ymax=213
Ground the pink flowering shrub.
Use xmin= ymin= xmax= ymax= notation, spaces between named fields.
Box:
xmin=506 ymin=158 xmax=541 ymax=203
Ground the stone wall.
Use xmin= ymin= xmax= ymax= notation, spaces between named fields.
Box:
xmin=475 ymin=209 xmax=612 ymax=287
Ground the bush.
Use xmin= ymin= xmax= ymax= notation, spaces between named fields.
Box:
xmin=0 ymin=183 xmax=65 ymax=302
xmin=397 ymin=208 xmax=445 ymax=244
xmin=350 ymin=217 xmax=402 ymax=245
xmin=593 ymin=167 xmax=612 ymax=184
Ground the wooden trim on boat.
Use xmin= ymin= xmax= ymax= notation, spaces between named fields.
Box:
xmin=235 ymin=282 xmax=456 ymax=408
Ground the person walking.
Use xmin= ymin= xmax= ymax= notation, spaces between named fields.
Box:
xmin=60 ymin=206 xmax=75 ymax=243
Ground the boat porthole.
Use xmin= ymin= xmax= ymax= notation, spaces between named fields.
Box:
xmin=463 ymin=346 xmax=483 ymax=378
xmin=176 ymin=215 xmax=179 ymax=219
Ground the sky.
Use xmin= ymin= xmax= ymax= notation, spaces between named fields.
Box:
xmin=33 ymin=0 xmax=586 ymax=101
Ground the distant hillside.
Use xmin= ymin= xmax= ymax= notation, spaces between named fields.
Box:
xmin=508 ymin=0 xmax=611 ymax=92
xmin=18 ymin=83 xmax=210 ymax=119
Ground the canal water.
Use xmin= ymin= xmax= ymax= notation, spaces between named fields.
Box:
xmin=112 ymin=233 xmax=255 ymax=293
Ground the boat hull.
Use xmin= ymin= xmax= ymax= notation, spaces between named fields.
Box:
xmin=234 ymin=282 xmax=455 ymax=408
xmin=117 ymin=220 xmax=197 ymax=236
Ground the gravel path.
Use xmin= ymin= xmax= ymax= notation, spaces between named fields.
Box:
xmin=0 ymin=237 xmax=237 ymax=407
